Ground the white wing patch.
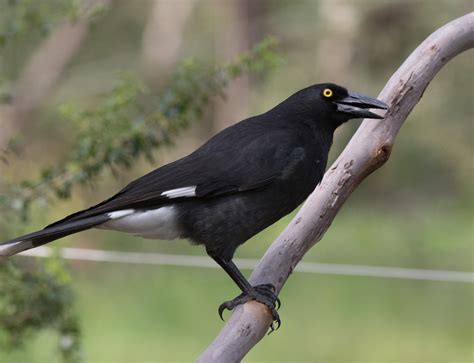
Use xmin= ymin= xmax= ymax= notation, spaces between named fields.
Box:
xmin=108 ymin=209 xmax=135 ymax=219
xmin=161 ymin=186 xmax=197 ymax=199
xmin=99 ymin=206 xmax=182 ymax=240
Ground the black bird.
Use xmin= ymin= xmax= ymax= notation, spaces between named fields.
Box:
xmin=0 ymin=83 xmax=387 ymax=328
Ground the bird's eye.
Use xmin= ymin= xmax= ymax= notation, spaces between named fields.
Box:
xmin=323 ymin=88 xmax=333 ymax=98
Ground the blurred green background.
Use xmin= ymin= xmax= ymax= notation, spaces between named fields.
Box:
xmin=0 ymin=0 xmax=472 ymax=362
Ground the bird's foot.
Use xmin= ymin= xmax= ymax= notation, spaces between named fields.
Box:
xmin=218 ymin=283 xmax=281 ymax=331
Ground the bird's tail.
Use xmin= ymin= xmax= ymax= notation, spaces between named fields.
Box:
xmin=0 ymin=214 xmax=110 ymax=257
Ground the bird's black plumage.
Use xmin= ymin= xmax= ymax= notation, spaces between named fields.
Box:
xmin=0 ymin=83 xmax=388 ymax=329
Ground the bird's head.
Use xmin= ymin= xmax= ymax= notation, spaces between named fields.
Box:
xmin=285 ymin=83 xmax=389 ymax=129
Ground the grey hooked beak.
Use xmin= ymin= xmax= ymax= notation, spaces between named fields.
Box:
xmin=334 ymin=91 xmax=389 ymax=119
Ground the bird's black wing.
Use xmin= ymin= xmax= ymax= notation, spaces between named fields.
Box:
xmin=49 ymin=119 xmax=303 ymax=226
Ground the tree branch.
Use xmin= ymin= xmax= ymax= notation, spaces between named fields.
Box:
xmin=198 ymin=13 xmax=474 ymax=363
xmin=213 ymin=0 xmax=251 ymax=131
xmin=140 ymin=0 xmax=196 ymax=84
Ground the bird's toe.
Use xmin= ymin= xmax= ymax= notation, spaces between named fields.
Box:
xmin=218 ymin=292 xmax=252 ymax=320
xmin=217 ymin=283 xmax=281 ymax=331
xmin=253 ymin=284 xmax=281 ymax=310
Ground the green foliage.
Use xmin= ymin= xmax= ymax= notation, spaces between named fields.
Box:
xmin=0 ymin=257 xmax=81 ymax=363
xmin=1 ymin=37 xmax=280 ymax=221
xmin=0 ymin=0 xmax=79 ymax=48
xmin=0 ymin=0 xmax=109 ymax=101
xmin=0 ymin=36 xmax=280 ymax=362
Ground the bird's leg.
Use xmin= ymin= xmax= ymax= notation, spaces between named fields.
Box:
xmin=210 ymin=254 xmax=281 ymax=330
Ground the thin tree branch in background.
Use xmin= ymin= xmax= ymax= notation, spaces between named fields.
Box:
xmin=140 ymin=0 xmax=196 ymax=84
xmin=198 ymin=13 xmax=474 ymax=363
xmin=0 ymin=0 xmax=111 ymax=148
xmin=213 ymin=0 xmax=251 ymax=131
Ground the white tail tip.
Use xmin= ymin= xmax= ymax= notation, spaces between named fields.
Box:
xmin=0 ymin=240 xmax=33 ymax=257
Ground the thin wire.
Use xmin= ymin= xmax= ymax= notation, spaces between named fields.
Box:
xmin=19 ymin=246 xmax=474 ymax=283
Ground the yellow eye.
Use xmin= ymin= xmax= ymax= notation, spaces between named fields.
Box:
xmin=323 ymin=88 xmax=333 ymax=98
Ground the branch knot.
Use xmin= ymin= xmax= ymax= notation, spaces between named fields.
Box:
xmin=375 ymin=144 xmax=392 ymax=165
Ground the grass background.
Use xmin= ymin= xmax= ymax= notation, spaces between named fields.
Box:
xmin=1 ymin=200 xmax=472 ymax=362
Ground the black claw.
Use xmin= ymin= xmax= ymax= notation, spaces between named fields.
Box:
xmin=275 ymin=296 xmax=281 ymax=310
xmin=218 ymin=302 xmax=227 ymax=321
xmin=217 ymin=292 xmax=252 ymax=321
xmin=268 ymin=317 xmax=281 ymax=334
xmin=217 ymin=283 xmax=281 ymax=332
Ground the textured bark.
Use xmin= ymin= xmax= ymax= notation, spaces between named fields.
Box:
xmin=198 ymin=13 xmax=474 ymax=363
